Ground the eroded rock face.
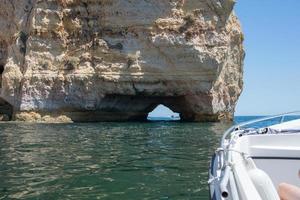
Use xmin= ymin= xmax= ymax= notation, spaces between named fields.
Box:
xmin=0 ymin=0 xmax=244 ymax=122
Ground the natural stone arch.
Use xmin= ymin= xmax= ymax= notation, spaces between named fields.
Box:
xmin=2 ymin=0 xmax=243 ymax=122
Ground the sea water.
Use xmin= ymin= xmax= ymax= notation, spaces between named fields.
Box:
xmin=0 ymin=116 xmax=272 ymax=199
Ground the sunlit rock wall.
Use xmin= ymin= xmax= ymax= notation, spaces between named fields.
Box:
xmin=0 ymin=0 xmax=244 ymax=122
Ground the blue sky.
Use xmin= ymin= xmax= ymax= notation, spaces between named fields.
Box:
xmin=235 ymin=0 xmax=300 ymax=115
xmin=148 ymin=105 xmax=179 ymax=118
xmin=151 ymin=0 xmax=300 ymax=117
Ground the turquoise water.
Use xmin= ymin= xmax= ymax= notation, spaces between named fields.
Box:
xmin=0 ymin=117 xmax=264 ymax=199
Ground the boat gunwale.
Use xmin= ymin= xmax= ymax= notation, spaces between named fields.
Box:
xmin=221 ymin=111 xmax=300 ymax=146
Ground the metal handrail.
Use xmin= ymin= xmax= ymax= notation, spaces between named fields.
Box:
xmin=221 ymin=111 xmax=300 ymax=146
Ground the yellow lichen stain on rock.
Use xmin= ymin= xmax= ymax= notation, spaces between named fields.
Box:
xmin=15 ymin=112 xmax=73 ymax=123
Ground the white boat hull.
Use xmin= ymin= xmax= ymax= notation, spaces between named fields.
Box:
xmin=209 ymin=115 xmax=300 ymax=200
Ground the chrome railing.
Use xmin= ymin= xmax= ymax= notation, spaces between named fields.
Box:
xmin=221 ymin=111 xmax=300 ymax=146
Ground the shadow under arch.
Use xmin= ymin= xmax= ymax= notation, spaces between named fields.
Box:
xmin=0 ymin=64 xmax=4 ymax=88
xmin=0 ymin=39 xmax=8 ymax=88
xmin=0 ymin=97 xmax=13 ymax=121
xmin=60 ymin=95 xmax=205 ymax=122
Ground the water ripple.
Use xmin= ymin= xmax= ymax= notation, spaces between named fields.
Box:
xmin=0 ymin=122 xmax=231 ymax=199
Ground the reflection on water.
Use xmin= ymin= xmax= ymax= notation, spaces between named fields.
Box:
xmin=0 ymin=122 xmax=232 ymax=200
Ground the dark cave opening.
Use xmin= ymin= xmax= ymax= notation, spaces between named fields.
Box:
xmin=0 ymin=64 xmax=3 ymax=88
xmin=0 ymin=98 xmax=13 ymax=121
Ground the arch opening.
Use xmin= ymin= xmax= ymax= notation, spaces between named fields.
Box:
xmin=147 ymin=104 xmax=180 ymax=121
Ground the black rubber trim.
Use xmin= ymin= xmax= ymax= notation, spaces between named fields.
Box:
xmin=210 ymin=153 xmax=216 ymax=174
xmin=212 ymin=191 xmax=217 ymax=200
xmin=209 ymin=187 xmax=217 ymax=200
xmin=209 ymin=154 xmax=218 ymax=200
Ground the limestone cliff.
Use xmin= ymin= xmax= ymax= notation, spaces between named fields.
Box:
xmin=0 ymin=0 xmax=244 ymax=122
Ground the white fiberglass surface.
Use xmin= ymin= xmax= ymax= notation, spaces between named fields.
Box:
xmin=254 ymin=159 xmax=300 ymax=187
xmin=236 ymin=134 xmax=300 ymax=158
xmin=270 ymin=118 xmax=300 ymax=130
xmin=235 ymin=134 xmax=300 ymax=188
